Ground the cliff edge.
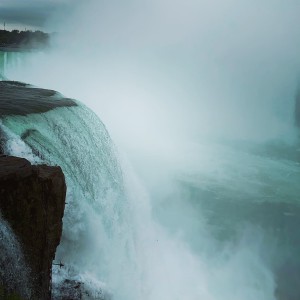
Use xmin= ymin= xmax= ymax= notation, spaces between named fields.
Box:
xmin=0 ymin=155 xmax=66 ymax=299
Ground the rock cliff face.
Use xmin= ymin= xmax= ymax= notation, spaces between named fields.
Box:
xmin=0 ymin=155 xmax=66 ymax=299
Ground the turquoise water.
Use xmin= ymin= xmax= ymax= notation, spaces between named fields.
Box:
xmin=0 ymin=50 xmax=31 ymax=80
xmin=1 ymin=51 xmax=300 ymax=300
xmin=0 ymin=51 xmax=7 ymax=78
xmin=151 ymin=139 xmax=300 ymax=299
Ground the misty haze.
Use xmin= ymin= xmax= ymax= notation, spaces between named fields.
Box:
xmin=0 ymin=1 xmax=299 ymax=300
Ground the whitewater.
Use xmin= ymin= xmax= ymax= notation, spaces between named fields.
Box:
xmin=0 ymin=1 xmax=300 ymax=298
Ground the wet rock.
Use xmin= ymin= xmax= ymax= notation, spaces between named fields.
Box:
xmin=0 ymin=81 xmax=77 ymax=117
xmin=0 ymin=155 xmax=66 ymax=299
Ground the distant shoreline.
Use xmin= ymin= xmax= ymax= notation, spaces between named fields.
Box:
xmin=0 ymin=46 xmax=36 ymax=52
xmin=0 ymin=46 xmax=28 ymax=52
xmin=0 ymin=29 xmax=50 ymax=52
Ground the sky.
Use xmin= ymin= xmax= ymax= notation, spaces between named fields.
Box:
xmin=0 ymin=0 xmax=74 ymax=31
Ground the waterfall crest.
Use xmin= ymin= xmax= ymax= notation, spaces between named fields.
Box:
xmin=0 ymin=102 xmax=139 ymax=298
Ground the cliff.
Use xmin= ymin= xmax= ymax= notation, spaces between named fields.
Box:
xmin=0 ymin=155 xmax=66 ymax=299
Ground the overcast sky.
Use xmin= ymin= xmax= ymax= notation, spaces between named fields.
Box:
xmin=0 ymin=0 xmax=75 ymax=30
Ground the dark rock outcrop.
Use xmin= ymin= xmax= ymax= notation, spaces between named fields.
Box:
xmin=0 ymin=81 xmax=77 ymax=117
xmin=0 ymin=155 xmax=66 ymax=299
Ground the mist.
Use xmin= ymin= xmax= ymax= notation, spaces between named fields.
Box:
xmin=8 ymin=1 xmax=300 ymax=151
xmin=3 ymin=2 xmax=300 ymax=299
xmin=7 ymin=0 xmax=300 ymax=218
xmin=0 ymin=0 xmax=76 ymax=29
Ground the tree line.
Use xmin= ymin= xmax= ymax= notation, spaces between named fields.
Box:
xmin=0 ymin=29 xmax=50 ymax=48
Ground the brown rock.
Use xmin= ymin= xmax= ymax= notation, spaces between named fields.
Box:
xmin=0 ymin=155 xmax=66 ymax=299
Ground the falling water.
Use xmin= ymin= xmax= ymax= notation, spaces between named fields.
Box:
xmin=0 ymin=217 xmax=32 ymax=299
xmin=1 ymin=1 xmax=300 ymax=298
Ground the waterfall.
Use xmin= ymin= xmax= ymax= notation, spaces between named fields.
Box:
xmin=0 ymin=103 xmax=132 ymax=297
xmin=1 ymin=0 xmax=300 ymax=296
xmin=0 ymin=51 xmax=7 ymax=79
xmin=0 ymin=217 xmax=32 ymax=299
xmin=2 ymin=52 xmax=7 ymax=76
xmin=0 ymin=51 xmax=30 ymax=80
xmin=0 ymin=97 xmax=281 ymax=300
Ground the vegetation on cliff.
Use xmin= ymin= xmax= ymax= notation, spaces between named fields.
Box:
xmin=0 ymin=29 xmax=50 ymax=48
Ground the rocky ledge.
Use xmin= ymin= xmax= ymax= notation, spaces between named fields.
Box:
xmin=0 ymin=81 xmax=77 ymax=117
xmin=0 ymin=155 xmax=66 ymax=299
